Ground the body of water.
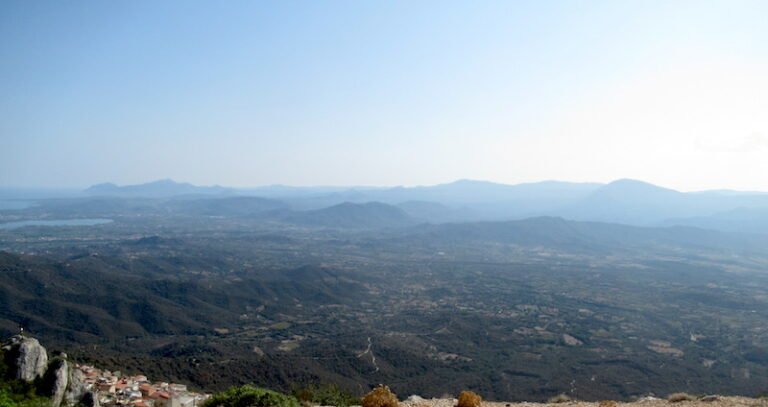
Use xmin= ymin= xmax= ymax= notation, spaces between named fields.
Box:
xmin=0 ymin=218 xmax=114 ymax=230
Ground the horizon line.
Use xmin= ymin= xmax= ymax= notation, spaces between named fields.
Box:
xmin=3 ymin=178 xmax=768 ymax=195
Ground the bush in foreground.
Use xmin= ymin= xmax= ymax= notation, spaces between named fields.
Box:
xmin=456 ymin=391 xmax=481 ymax=407
xmin=291 ymin=383 xmax=360 ymax=407
xmin=0 ymin=388 xmax=49 ymax=407
xmin=361 ymin=385 xmax=398 ymax=407
xmin=203 ymin=385 xmax=299 ymax=407
xmin=668 ymin=393 xmax=695 ymax=403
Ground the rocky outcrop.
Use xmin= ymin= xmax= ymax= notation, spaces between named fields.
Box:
xmin=2 ymin=335 xmax=49 ymax=381
xmin=65 ymin=367 xmax=91 ymax=406
xmin=17 ymin=337 xmax=49 ymax=381
xmin=47 ymin=359 xmax=69 ymax=407
xmin=2 ymin=335 xmax=100 ymax=407
xmin=81 ymin=390 xmax=100 ymax=407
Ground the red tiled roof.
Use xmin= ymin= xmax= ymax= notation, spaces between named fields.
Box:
xmin=148 ymin=392 xmax=171 ymax=400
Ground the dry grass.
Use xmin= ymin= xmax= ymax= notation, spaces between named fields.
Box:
xmin=598 ymin=401 xmax=617 ymax=407
xmin=668 ymin=393 xmax=695 ymax=403
xmin=361 ymin=385 xmax=399 ymax=407
xmin=547 ymin=394 xmax=573 ymax=404
xmin=456 ymin=391 xmax=482 ymax=407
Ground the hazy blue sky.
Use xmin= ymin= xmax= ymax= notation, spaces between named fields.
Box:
xmin=2 ymin=1 xmax=767 ymax=190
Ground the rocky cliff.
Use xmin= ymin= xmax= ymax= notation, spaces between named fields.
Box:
xmin=1 ymin=335 xmax=94 ymax=407
xmin=2 ymin=335 xmax=49 ymax=381
xmin=47 ymin=358 xmax=69 ymax=407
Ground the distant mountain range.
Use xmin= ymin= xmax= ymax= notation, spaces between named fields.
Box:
xmin=85 ymin=179 xmax=236 ymax=198
xmin=556 ymin=179 xmax=768 ymax=224
xmin=70 ymin=178 xmax=768 ymax=233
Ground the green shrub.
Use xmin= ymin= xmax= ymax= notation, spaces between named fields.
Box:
xmin=203 ymin=385 xmax=299 ymax=407
xmin=667 ymin=393 xmax=695 ymax=403
xmin=361 ymin=385 xmax=398 ymax=407
xmin=0 ymin=387 xmax=50 ymax=407
xmin=0 ymin=389 xmax=15 ymax=407
xmin=291 ymin=383 xmax=359 ymax=407
xmin=14 ymin=398 xmax=50 ymax=407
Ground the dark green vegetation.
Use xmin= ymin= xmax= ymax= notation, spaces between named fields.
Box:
xmin=291 ymin=383 xmax=359 ymax=407
xmin=0 ymin=350 xmax=50 ymax=407
xmin=203 ymin=385 xmax=298 ymax=407
xmin=2 ymin=192 xmax=768 ymax=402
xmin=0 ymin=387 xmax=48 ymax=407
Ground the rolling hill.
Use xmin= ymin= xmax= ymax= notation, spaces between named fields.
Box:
xmin=285 ymin=202 xmax=416 ymax=229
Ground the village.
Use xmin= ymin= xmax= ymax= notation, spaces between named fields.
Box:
xmin=74 ymin=364 xmax=209 ymax=407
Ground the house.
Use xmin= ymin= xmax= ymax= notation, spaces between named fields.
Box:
xmin=115 ymin=381 xmax=129 ymax=392
xmin=150 ymin=392 xmax=172 ymax=407
xmin=169 ymin=384 xmax=187 ymax=392
xmin=97 ymin=383 xmax=116 ymax=393
xmin=127 ymin=391 xmax=143 ymax=400
xmin=171 ymin=395 xmax=196 ymax=407
xmin=139 ymin=384 xmax=157 ymax=397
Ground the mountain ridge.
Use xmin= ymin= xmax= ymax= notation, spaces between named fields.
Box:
xmin=42 ymin=178 xmax=768 ymax=232
xmin=84 ymin=179 xmax=235 ymax=198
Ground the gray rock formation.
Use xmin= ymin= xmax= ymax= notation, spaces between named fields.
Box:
xmin=405 ymin=395 xmax=426 ymax=404
xmin=81 ymin=391 xmax=100 ymax=407
xmin=48 ymin=359 xmax=69 ymax=407
xmin=65 ymin=368 xmax=91 ymax=406
xmin=2 ymin=336 xmax=97 ymax=407
xmin=13 ymin=337 xmax=49 ymax=381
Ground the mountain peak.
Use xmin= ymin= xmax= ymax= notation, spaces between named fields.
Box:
xmin=600 ymin=179 xmax=680 ymax=194
xmin=84 ymin=180 xmax=233 ymax=198
xmin=608 ymin=178 xmax=661 ymax=187
xmin=147 ymin=178 xmax=182 ymax=185
xmin=442 ymin=179 xmax=502 ymax=187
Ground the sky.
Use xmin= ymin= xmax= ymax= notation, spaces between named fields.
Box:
xmin=1 ymin=0 xmax=767 ymax=191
